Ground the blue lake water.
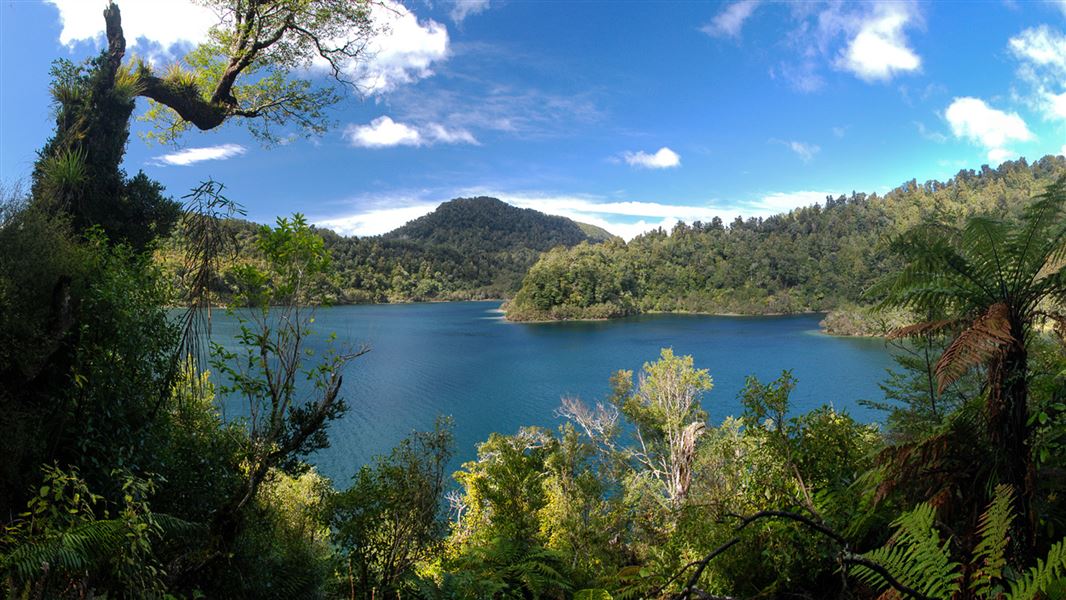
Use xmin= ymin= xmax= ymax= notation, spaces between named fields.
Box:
xmin=205 ymin=301 xmax=896 ymax=484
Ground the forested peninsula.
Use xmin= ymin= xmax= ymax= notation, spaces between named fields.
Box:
xmin=505 ymin=156 xmax=1066 ymax=327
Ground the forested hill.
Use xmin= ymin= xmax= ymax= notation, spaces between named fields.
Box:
xmin=505 ymin=155 xmax=1066 ymax=323
xmin=383 ymin=196 xmax=613 ymax=248
xmin=159 ymin=196 xmax=616 ymax=303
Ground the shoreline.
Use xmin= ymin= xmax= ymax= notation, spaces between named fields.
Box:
xmin=175 ymin=298 xmax=890 ymax=339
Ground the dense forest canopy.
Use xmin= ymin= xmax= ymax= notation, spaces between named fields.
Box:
xmin=507 ymin=156 xmax=1066 ymax=324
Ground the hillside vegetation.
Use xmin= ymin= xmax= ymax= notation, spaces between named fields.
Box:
xmin=158 ymin=196 xmax=615 ymax=304
xmin=505 ymin=156 xmax=1066 ymax=326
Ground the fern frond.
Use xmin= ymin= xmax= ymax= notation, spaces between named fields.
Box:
xmin=852 ymin=503 xmax=961 ymax=600
xmin=1006 ymin=539 xmax=1066 ymax=600
xmin=934 ymin=302 xmax=1013 ymax=393
xmin=972 ymin=484 xmax=1014 ymax=598
xmin=888 ymin=319 xmax=961 ymax=341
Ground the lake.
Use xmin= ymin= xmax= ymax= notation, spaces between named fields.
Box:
xmin=205 ymin=301 xmax=897 ymax=483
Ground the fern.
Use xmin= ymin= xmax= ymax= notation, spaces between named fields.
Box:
xmin=2 ymin=519 xmax=125 ymax=583
xmin=1006 ymin=539 xmax=1066 ymax=600
xmin=852 ymin=503 xmax=960 ymax=599
xmin=973 ymin=484 xmax=1014 ymax=598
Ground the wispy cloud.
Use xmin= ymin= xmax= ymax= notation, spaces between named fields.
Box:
xmin=772 ymin=139 xmax=820 ymax=162
xmin=149 ymin=143 xmax=247 ymax=166
xmin=344 ymin=116 xmax=477 ymax=148
xmin=622 ymin=147 xmax=681 ymax=169
xmin=944 ymin=97 xmax=1034 ymax=163
xmin=388 ymin=79 xmax=604 ymax=142
xmin=914 ymin=121 xmax=947 ymax=143
xmin=1008 ymin=25 xmax=1066 ymax=122
xmin=701 ymin=0 xmax=761 ymax=39
xmin=450 ymin=0 xmax=491 ymax=24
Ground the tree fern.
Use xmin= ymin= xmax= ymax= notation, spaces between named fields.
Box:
xmin=851 ymin=503 xmax=960 ymax=599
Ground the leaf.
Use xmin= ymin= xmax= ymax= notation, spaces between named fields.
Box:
xmin=934 ymin=303 xmax=1014 ymax=393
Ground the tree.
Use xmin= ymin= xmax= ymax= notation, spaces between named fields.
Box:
xmin=560 ymin=348 xmax=712 ymax=509
xmin=876 ymin=175 xmax=1066 ymax=564
xmin=210 ymin=214 xmax=366 ymax=541
xmin=329 ymin=418 xmax=453 ymax=599
xmin=102 ymin=0 xmax=377 ymax=143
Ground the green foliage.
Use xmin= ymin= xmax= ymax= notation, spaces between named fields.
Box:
xmin=33 ymin=57 xmax=179 ymax=249
xmin=853 ymin=503 xmax=961 ymax=599
xmin=509 ymin=157 xmax=1066 ymax=322
xmin=876 ymin=172 xmax=1066 ymax=564
xmin=330 ymin=418 xmax=454 ymax=599
xmin=445 ymin=538 xmax=571 ymax=599
xmin=1006 ymin=539 xmax=1066 ymax=600
xmin=132 ymin=0 xmax=374 ymax=144
xmin=973 ymin=485 xmax=1014 ymax=597
xmin=159 ymin=196 xmax=610 ymax=305
xmin=852 ymin=484 xmax=1066 ymax=600
xmin=0 ymin=465 xmax=187 ymax=599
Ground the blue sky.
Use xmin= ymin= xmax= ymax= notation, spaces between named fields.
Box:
xmin=2 ymin=0 xmax=1065 ymax=239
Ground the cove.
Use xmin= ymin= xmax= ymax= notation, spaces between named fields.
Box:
xmin=205 ymin=300 xmax=897 ymax=483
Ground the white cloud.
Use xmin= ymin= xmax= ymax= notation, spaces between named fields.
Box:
xmin=1008 ymin=25 xmax=1066 ymax=122
xmin=1009 ymin=25 xmax=1066 ymax=74
xmin=1045 ymin=90 xmax=1066 ymax=119
xmin=47 ymin=0 xmax=448 ymax=97
xmin=344 ymin=116 xmax=477 ymax=148
xmin=701 ymin=0 xmax=761 ymax=38
xmin=450 ymin=0 xmax=491 ymax=24
xmin=743 ymin=3 xmax=924 ymax=91
xmin=425 ymin=123 xmax=478 ymax=145
xmin=46 ymin=0 xmax=214 ymax=50
xmin=317 ymin=202 xmax=440 ymax=236
xmin=944 ymin=97 xmax=1034 ymax=161
xmin=622 ymin=147 xmax=681 ymax=169
xmin=346 ymin=117 xmax=423 ymax=147
xmin=1060 ymin=144 xmax=1066 ymax=157
xmin=149 ymin=143 xmax=247 ymax=166
xmin=987 ymin=148 xmax=1020 ymax=164
xmin=349 ymin=1 xmax=449 ymax=94
xmin=836 ymin=5 xmax=921 ymax=81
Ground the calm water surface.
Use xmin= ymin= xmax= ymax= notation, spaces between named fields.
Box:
xmin=206 ymin=301 xmax=896 ymax=483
